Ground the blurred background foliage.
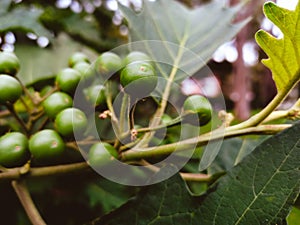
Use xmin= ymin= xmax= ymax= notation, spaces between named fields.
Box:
xmin=0 ymin=0 xmax=299 ymax=224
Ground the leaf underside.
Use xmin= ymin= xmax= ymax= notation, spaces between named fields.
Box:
xmin=255 ymin=2 xmax=300 ymax=92
xmin=95 ymin=122 xmax=300 ymax=225
xmin=119 ymin=0 xmax=249 ymax=80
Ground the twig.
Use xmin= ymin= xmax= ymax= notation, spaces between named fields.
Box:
xmin=12 ymin=179 xmax=47 ymax=225
xmin=5 ymin=102 xmax=29 ymax=136
xmin=0 ymin=162 xmax=90 ymax=182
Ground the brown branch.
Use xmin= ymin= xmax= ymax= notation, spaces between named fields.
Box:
xmin=12 ymin=180 xmax=47 ymax=225
xmin=0 ymin=162 xmax=90 ymax=182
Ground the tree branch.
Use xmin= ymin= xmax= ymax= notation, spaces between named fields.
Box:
xmin=0 ymin=162 xmax=90 ymax=182
xmin=12 ymin=179 xmax=47 ymax=225
xmin=121 ymin=124 xmax=291 ymax=161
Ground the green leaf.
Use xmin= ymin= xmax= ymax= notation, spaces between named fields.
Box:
xmin=15 ymin=34 xmax=97 ymax=85
xmin=92 ymin=121 xmax=300 ymax=224
xmin=119 ymin=0 xmax=249 ymax=80
xmin=0 ymin=0 xmax=11 ymax=15
xmin=255 ymin=2 xmax=300 ymax=92
xmin=91 ymin=165 xmax=200 ymax=225
xmin=85 ymin=181 xmax=131 ymax=214
xmin=287 ymin=207 xmax=300 ymax=225
xmin=0 ymin=6 xmax=52 ymax=39
xmin=197 ymin=122 xmax=300 ymax=225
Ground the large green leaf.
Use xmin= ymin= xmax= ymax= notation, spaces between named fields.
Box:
xmin=255 ymin=1 xmax=300 ymax=92
xmin=91 ymin=165 xmax=200 ymax=225
xmin=15 ymin=34 xmax=98 ymax=85
xmin=93 ymin=123 xmax=300 ymax=224
xmin=0 ymin=4 xmax=52 ymax=39
xmin=197 ymin=122 xmax=300 ymax=225
xmin=119 ymin=0 xmax=249 ymax=79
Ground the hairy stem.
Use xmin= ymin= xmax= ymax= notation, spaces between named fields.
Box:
xmin=12 ymin=180 xmax=47 ymax=225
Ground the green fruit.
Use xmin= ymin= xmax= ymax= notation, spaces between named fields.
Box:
xmin=56 ymin=68 xmax=81 ymax=94
xmin=84 ymin=85 xmax=106 ymax=106
xmin=73 ymin=61 xmax=90 ymax=75
xmin=55 ymin=108 xmax=88 ymax=137
xmin=88 ymin=142 xmax=118 ymax=168
xmin=0 ymin=132 xmax=29 ymax=167
xmin=183 ymin=95 xmax=212 ymax=126
xmin=68 ymin=52 xmax=89 ymax=67
xmin=96 ymin=52 xmax=122 ymax=77
xmin=29 ymin=129 xmax=64 ymax=162
xmin=0 ymin=51 xmax=20 ymax=76
xmin=123 ymin=51 xmax=151 ymax=65
xmin=120 ymin=61 xmax=157 ymax=97
xmin=43 ymin=92 xmax=73 ymax=119
xmin=0 ymin=74 xmax=22 ymax=104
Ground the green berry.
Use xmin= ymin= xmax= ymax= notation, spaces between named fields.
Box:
xmin=123 ymin=51 xmax=151 ymax=65
xmin=43 ymin=92 xmax=73 ymax=119
xmin=88 ymin=142 xmax=118 ymax=168
xmin=0 ymin=132 xmax=29 ymax=167
xmin=56 ymin=68 xmax=81 ymax=94
xmin=120 ymin=61 xmax=157 ymax=97
xmin=68 ymin=52 xmax=89 ymax=67
xmin=183 ymin=95 xmax=212 ymax=126
xmin=55 ymin=108 xmax=88 ymax=137
xmin=0 ymin=51 xmax=20 ymax=76
xmin=29 ymin=129 xmax=65 ymax=162
xmin=96 ymin=52 xmax=122 ymax=77
xmin=84 ymin=85 xmax=106 ymax=106
xmin=0 ymin=74 xmax=22 ymax=104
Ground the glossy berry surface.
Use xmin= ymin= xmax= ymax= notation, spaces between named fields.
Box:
xmin=84 ymin=85 xmax=106 ymax=106
xmin=55 ymin=108 xmax=88 ymax=137
xmin=120 ymin=61 xmax=157 ymax=97
xmin=123 ymin=51 xmax=152 ymax=65
xmin=88 ymin=142 xmax=118 ymax=168
xmin=0 ymin=74 xmax=22 ymax=104
xmin=29 ymin=129 xmax=65 ymax=162
xmin=96 ymin=52 xmax=122 ymax=77
xmin=43 ymin=92 xmax=73 ymax=119
xmin=56 ymin=68 xmax=81 ymax=94
xmin=0 ymin=132 xmax=29 ymax=167
xmin=0 ymin=51 xmax=20 ymax=76
xmin=183 ymin=95 xmax=212 ymax=126
xmin=68 ymin=52 xmax=89 ymax=67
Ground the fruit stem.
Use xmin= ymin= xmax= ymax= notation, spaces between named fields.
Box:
xmin=119 ymin=93 xmax=130 ymax=133
xmin=105 ymin=81 xmax=120 ymax=134
xmin=15 ymin=77 xmax=38 ymax=105
xmin=5 ymin=102 xmax=29 ymax=136
xmin=12 ymin=179 xmax=47 ymax=225
xmin=135 ymin=35 xmax=189 ymax=147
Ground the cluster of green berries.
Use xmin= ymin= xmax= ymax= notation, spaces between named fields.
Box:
xmin=0 ymin=50 xmax=212 ymax=169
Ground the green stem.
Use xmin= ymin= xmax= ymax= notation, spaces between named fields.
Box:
xmin=121 ymin=124 xmax=291 ymax=161
xmin=5 ymin=103 xmax=29 ymax=136
xmin=12 ymin=180 xmax=47 ymax=225
xmin=119 ymin=93 xmax=130 ymax=133
xmin=228 ymin=70 xmax=300 ymax=131
xmin=135 ymin=36 xmax=188 ymax=147
xmin=105 ymin=81 xmax=120 ymax=135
